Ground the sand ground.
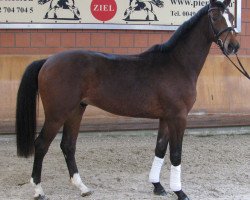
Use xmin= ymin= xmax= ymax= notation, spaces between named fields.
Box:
xmin=0 ymin=131 xmax=249 ymax=200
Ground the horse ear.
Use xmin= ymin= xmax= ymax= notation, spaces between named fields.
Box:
xmin=223 ymin=0 xmax=231 ymax=7
xmin=210 ymin=0 xmax=217 ymax=5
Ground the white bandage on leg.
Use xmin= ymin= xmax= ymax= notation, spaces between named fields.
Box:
xmin=170 ymin=165 xmax=182 ymax=191
xmin=149 ymin=156 xmax=164 ymax=183
xmin=30 ymin=178 xmax=45 ymax=198
xmin=71 ymin=173 xmax=91 ymax=194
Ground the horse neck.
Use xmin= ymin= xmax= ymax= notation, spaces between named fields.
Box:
xmin=170 ymin=15 xmax=213 ymax=82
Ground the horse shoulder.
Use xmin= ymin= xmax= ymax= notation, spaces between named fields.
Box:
xmin=155 ymin=72 xmax=197 ymax=115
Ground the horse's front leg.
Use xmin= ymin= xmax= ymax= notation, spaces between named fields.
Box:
xmin=149 ymin=119 xmax=169 ymax=196
xmin=145 ymin=9 xmax=150 ymax=21
xmin=168 ymin=116 xmax=190 ymax=200
xmin=150 ymin=9 xmax=158 ymax=21
xmin=68 ymin=6 xmax=80 ymax=19
xmin=124 ymin=7 xmax=133 ymax=20
xmin=44 ymin=7 xmax=53 ymax=19
xmin=53 ymin=7 xmax=58 ymax=19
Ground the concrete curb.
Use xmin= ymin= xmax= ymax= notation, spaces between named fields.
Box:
xmin=1 ymin=126 xmax=249 ymax=142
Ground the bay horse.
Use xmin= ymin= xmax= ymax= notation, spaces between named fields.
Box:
xmin=38 ymin=0 xmax=80 ymax=19
xmin=16 ymin=0 xmax=239 ymax=199
xmin=124 ymin=0 xmax=164 ymax=21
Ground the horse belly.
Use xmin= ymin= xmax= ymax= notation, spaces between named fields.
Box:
xmin=83 ymin=88 xmax=162 ymax=119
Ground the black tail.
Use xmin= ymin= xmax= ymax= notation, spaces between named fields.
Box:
xmin=16 ymin=59 xmax=47 ymax=158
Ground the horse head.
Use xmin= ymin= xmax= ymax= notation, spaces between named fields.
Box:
xmin=208 ymin=0 xmax=239 ymax=55
xmin=38 ymin=0 xmax=51 ymax=5
xmin=153 ymin=0 xmax=164 ymax=8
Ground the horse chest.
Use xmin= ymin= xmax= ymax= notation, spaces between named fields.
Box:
xmin=157 ymin=79 xmax=197 ymax=112
xmin=57 ymin=0 xmax=70 ymax=9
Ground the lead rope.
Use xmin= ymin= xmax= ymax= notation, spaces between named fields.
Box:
xmin=223 ymin=52 xmax=250 ymax=80
xmin=216 ymin=32 xmax=250 ymax=80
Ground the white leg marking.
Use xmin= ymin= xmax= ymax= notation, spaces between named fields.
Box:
xmin=170 ymin=165 xmax=182 ymax=192
xmin=149 ymin=156 xmax=164 ymax=183
xmin=71 ymin=173 xmax=91 ymax=195
xmin=30 ymin=178 xmax=45 ymax=198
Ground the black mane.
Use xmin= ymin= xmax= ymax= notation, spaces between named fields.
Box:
xmin=146 ymin=5 xmax=210 ymax=53
xmin=146 ymin=1 xmax=229 ymax=53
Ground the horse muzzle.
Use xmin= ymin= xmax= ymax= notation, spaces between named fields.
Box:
xmin=219 ymin=34 xmax=240 ymax=55
xmin=229 ymin=42 xmax=240 ymax=54
xmin=224 ymin=41 xmax=240 ymax=55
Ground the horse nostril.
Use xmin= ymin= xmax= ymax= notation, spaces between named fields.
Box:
xmin=228 ymin=43 xmax=233 ymax=51
xmin=228 ymin=43 xmax=240 ymax=54
xmin=235 ymin=43 xmax=240 ymax=53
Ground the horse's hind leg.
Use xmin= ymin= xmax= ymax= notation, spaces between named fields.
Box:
xmin=60 ymin=103 xmax=92 ymax=197
xmin=30 ymin=120 xmax=62 ymax=200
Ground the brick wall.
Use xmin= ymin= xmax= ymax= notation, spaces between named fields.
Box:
xmin=0 ymin=1 xmax=249 ymax=55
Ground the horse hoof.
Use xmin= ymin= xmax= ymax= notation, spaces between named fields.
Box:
xmin=178 ymin=197 xmax=190 ymax=200
xmin=34 ymin=195 xmax=49 ymax=200
xmin=174 ymin=190 xmax=190 ymax=200
xmin=154 ymin=189 xmax=167 ymax=196
xmin=152 ymin=182 xmax=167 ymax=196
xmin=81 ymin=191 xmax=93 ymax=197
xmin=44 ymin=14 xmax=48 ymax=19
xmin=74 ymin=15 xmax=79 ymax=20
xmin=182 ymin=198 xmax=190 ymax=200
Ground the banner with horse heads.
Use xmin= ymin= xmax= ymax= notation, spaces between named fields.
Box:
xmin=0 ymin=0 xmax=241 ymax=31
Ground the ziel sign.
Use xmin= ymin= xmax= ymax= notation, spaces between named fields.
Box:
xmin=0 ymin=0 xmax=241 ymax=31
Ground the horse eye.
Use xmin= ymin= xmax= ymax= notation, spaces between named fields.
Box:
xmin=210 ymin=10 xmax=222 ymax=21
xmin=211 ymin=13 xmax=221 ymax=21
